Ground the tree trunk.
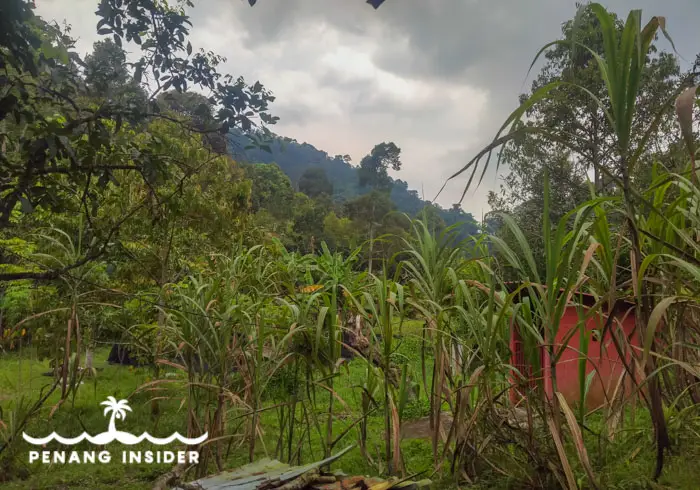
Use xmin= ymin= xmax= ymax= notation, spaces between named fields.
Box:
xmin=60 ymin=308 xmax=74 ymax=398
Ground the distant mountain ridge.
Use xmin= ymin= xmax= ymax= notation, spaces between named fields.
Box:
xmin=227 ymin=130 xmax=479 ymax=236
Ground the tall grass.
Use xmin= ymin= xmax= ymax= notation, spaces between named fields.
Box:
xmin=443 ymin=2 xmax=700 ymax=483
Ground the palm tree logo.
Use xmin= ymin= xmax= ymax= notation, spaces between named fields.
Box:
xmin=101 ymin=396 xmax=132 ymax=434
xmin=23 ymin=395 xmax=208 ymax=446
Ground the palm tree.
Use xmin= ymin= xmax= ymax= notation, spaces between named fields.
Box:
xmin=101 ymin=396 xmax=132 ymax=434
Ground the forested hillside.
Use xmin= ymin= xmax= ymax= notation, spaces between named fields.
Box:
xmin=228 ymin=130 xmax=479 ymax=237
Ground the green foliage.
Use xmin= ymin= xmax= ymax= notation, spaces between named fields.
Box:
xmin=488 ymin=2 xmax=682 ymax=280
xmin=246 ymin=163 xmax=295 ymax=219
xmin=322 ymin=212 xmax=359 ymax=252
xmin=358 ymin=142 xmax=402 ymax=191
xmin=416 ymin=204 xmax=446 ymax=235
xmin=345 ymin=191 xmax=396 ymax=226
xmin=0 ymin=0 xmax=276 ymax=282
xmin=83 ymin=39 xmax=148 ymax=118
xmin=291 ymin=194 xmax=329 ymax=253
xmin=452 ymin=2 xmax=700 ymax=485
xmin=299 ymin=167 xmax=333 ymax=198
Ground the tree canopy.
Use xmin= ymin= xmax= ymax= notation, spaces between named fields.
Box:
xmin=487 ymin=3 xmax=685 ymax=277
xmin=298 ymin=167 xmax=333 ymax=198
xmin=358 ymin=142 xmax=403 ymax=191
xmin=0 ymin=0 xmax=276 ymax=280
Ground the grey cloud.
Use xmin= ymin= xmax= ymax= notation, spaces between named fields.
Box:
xmin=227 ymin=0 xmax=573 ymax=86
xmin=315 ymin=69 xmax=375 ymax=97
xmin=230 ymin=0 xmax=699 ymax=105
xmin=271 ymin=104 xmax=314 ymax=125
xmin=316 ymin=70 xmax=439 ymax=119
xmin=350 ymin=92 xmax=443 ymax=118
xmin=372 ymin=1 xmax=569 ymax=79
xmin=33 ymin=0 xmax=700 ymax=215
xmin=224 ymin=0 xmax=377 ymax=43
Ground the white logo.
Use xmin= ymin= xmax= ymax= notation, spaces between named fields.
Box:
xmin=23 ymin=396 xmax=207 ymax=465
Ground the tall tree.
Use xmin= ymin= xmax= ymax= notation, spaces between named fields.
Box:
xmin=488 ymin=3 xmax=681 ymax=275
xmin=83 ymin=39 xmax=149 ymax=122
xmin=417 ymin=204 xmax=446 ymax=234
xmin=292 ymin=194 xmax=331 ymax=253
xmin=355 ymin=142 xmax=402 ymax=272
xmin=156 ymin=90 xmax=227 ymax=154
xmin=498 ymin=5 xmax=679 ymax=195
xmin=322 ymin=211 xmax=358 ymax=252
xmin=358 ymin=142 xmax=402 ymax=191
xmin=245 ymin=164 xmax=295 ymax=219
xmin=443 ymin=203 xmax=480 ymax=240
xmin=83 ymin=39 xmax=129 ymax=96
xmin=298 ymin=167 xmax=333 ymax=198
xmin=345 ymin=190 xmax=400 ymax=272
xmin=0 ymin=0 xmax=276 ymax=281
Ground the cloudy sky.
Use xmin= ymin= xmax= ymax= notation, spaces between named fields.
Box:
xmin=35 ymin=0 xmax=699 ymax=218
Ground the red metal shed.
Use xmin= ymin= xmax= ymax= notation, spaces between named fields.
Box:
xmin=509 ymin=290 xmax=640 ymax=410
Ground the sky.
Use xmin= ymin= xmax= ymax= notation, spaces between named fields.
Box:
xmin=35 ymin=0 xmax=700 ymax=218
